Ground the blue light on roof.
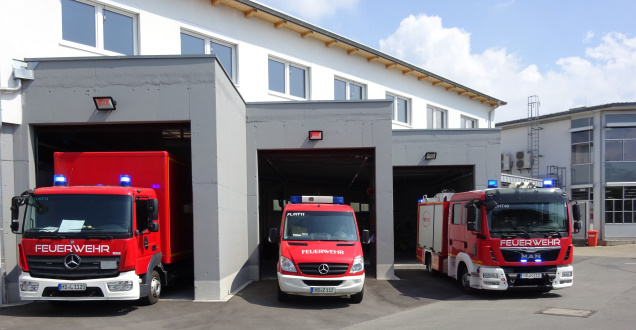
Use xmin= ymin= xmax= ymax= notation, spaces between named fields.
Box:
xmin=542 ymin=179 xmax=554 ymax=188
xmin=151 ymin=184 xmax=160 ymax=189
xmin=119 ymin=175 xmax=131 ymax=187
xmin=53 ymin=174 xmax=67 ymax=186
xmin=418 ymin=199 xmax=424 ymax=204
xmin=333 ymin=197 xmax=344 ymax=204
xmin=488 ymin=179 xmax=498 ymax=188
xmin=290 ymin=196 xmax=302 ymax=204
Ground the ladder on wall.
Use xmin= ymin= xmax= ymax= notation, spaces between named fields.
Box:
xmin=527 ymin=96 xmax=542 ymax=178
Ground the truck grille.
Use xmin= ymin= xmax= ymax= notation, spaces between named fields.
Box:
xmin=298 ymin=263 xmax=349 ymax=276
xmin=42 ymin=287 xmax=105 ymax=298
xmin=27 ymin=256 xmax=120 ymax=280
xmin=500 ymin=248 xmax=561 ymax=262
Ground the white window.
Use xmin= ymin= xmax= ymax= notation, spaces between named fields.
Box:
xmin=334 ymin=77 xmax=365 ymax=100
xmin=180 ymin=31 xmax=237 ymax=82
xmin=386 ymin=93 xmax=410 ymax=125
xmin=61 ymin=0 xmax=137 ymax=55
xmin=461 ymin=116 xmax=478 ymax=128
xmin=429 ymin=106 xmax=447 ymax=129
xmin=268 ymin=58 xmax=308 ymax=99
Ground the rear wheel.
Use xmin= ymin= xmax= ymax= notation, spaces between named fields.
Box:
xmin=350 ymin=287 xmax=364 ymax=304
xmin=425 ymin=255 xmax=439 ymax=277
xmin=143 ymin=270 xmax=161 ymax=305
xmin=458 ymin=264 xmax=475 ymax=294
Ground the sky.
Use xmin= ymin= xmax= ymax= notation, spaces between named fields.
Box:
xmin=254 ymin=0 xmax=636 ymax=123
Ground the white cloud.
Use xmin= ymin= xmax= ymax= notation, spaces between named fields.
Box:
xmin=379 ymin=14 xmax=636 ymax=122
xmin=583 ymin=31 xmax=594 ymax=43
xmin=254 ymin=0 xmax=359 ymax=23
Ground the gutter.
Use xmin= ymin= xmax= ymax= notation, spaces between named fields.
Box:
xmin=488 ymin=101 xmax=502 ymax=128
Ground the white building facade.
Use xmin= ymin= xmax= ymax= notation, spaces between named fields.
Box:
xmin=498 ymin=103 xmax=636 ymax=245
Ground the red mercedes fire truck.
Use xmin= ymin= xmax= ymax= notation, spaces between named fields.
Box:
xmin=269 ymin=196 xmax=369 ymax=303
xmin=416 ymin=180 xmax=581 ymax=292
xmin=10 ymin=151 xmax=192 ymax=304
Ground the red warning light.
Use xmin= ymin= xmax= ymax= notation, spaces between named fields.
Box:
xmin=308 ymin=130 xmax=323 ymax=140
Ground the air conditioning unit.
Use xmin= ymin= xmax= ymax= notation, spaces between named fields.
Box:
xmin=501 ymin=153 xmax=511 ymax=171
xmin=515 ymin=151 xmax=532 ymax=169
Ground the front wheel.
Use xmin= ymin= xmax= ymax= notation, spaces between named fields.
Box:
xmin=349 ymin=288 xmax=363 ymax=304
xmin=457 ymin=265 xmax=475 ymax=295
xmin=143 ymin=270 xmax=161 ymax=305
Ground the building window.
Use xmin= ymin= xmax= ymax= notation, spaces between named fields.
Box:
xmin=180 ymin=32 xmax=236 ymax=82
xmin=571 ymin=122 xmax=594 ymax=185
xmin=268 ymin=58 xmax=308 ymax=99
xmin=386 ymin=94 xmax=409 ymax=124
xmin=61 ymin=0 xmax=136 ymax=55
xmin=461 ymin=116 xmax=478 ymax=128
xmin=605 ymin=125 xmax=636 ymax=182
xmin=334 ymin=78 xmax=364 ymax=100
xmin=428 ymin=106 xmax=447 ymax=129
xmin=605 ymin=186 xmax=636 ymax=224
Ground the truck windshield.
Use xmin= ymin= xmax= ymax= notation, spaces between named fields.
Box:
xmin=22 ymin=194 xmax=132 ymax=239
xmin=283 ymin=211 xmax=358 ymax=241
xmin=487 ymin=202 xmax=569 ymax=238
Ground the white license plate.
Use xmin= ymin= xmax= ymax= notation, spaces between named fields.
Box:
xmin=520 ymin=273 xmax=542 ymax=279
xmin=58 ymin=283 xmax=87 ymax=291
xmin=311 ymin=287 xmax=336 ymax=294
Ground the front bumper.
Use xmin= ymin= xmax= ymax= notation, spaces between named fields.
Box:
xmin=476 ymin=265 xmax=574 ymax=290
xmin=19 ymin=270 xmax=140 ymax=301
xmin=278 ymin=272 xmax=364 ymax=296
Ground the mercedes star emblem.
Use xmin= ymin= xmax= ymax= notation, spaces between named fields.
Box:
xmin=318 ymin=263 xmax=329 ymax=275
xmin=64 ymin=253 xmax=81 ymax=270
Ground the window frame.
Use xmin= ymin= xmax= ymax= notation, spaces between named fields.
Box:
xmin=180 ymin=29 xmax=238 ymax=83
xmin=334 ymin=77 xmax=366 ymax=101
xmin=460 ymin=115 xmax=478 ymax=129
xmin=386 ymin=92 xmax=411 ymax=126
xmin=428 ymin=105 xmax=448 ymax=129
xmin=268 ymin=57 xmax=309 ymax=100
xmin=60 ymin=0 xmax=139 ymax=55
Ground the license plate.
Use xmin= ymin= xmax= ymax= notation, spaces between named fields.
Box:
xmin=520 ymin=273 xmax=542 ymax=279
xmin=311 ymin=287 xmax=336 ymax=294
xmin=58 ymin=283 xmax=87 ymax=291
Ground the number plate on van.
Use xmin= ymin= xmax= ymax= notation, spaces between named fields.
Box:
xmin=311 ymin=287 xmax=336 ymax=294
xmin=58 ymin=283 xmax=86 ymax=291
xmin=520 ymin=273 xmax=541 ymax=279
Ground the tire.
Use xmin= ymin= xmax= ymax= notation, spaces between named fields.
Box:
xmin=143 ymin=270 xmax=161 ymax=305
xmin=349 ymin=287 xmax=363 ymax=304
xmin=458 ymin=264 xmax=475 ymax=294
xmin=277 ymin=283 xmax=290 ymax=302
xmin=425 ymin=256 xmax=439 ymax=277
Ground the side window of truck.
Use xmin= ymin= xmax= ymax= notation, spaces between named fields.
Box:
xmin=452 ymin=203 xmax=462 ymax=225
xmin=136 ymin=199 xmax=149 ymax=232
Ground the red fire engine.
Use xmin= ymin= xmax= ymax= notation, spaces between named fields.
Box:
xmin=417 ymin=180 xmax=581 ymax=292
xmin=11 ymin=151 xmax=192 ymax=304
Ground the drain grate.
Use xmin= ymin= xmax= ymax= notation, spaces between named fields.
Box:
xmin=537 ymin=307 xmax=595 ymax=318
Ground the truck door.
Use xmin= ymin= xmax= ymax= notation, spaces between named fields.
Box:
xmin=448 ymin=202 xmax=466 ymax=257
xmin=135 ymin=198 xmax=161 ymax=265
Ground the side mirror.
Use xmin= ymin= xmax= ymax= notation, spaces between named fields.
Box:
xmin=147 ymin=199 xmax=159 ymax=221
xmin=11 ymin=221 xmax=20 ymax=233
xmin=148 ymin=221 xmax=159 ymax=233
xmin=11 ymin=196 xmax=20 ymax=220
xmin=362 ymin=229 xmax=370 ymax=244
xmin=571 ymin=204 xmax=581 ymax=221
xmin=573 ymin=221 xmax=581 ymax=234
xmin=467 ymin=222 xmax=476 ymax=232
xmin=485 ymin=200 xmax=498 ymax=211
xmin=268 ymin=228 xmax=279 ymax=243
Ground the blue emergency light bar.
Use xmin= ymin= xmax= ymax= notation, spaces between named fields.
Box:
xmin=119 ymin=175 xmax=132 ymax=187
xmin=290 ymin=196 xmax=344 ymax=204
xmin=542 ymin=179 xmax=554 ymax=188
xmin=488 ymin=180 xmax=498 ymax=188
xmin=53 ymin=174 xmax=67 ymax=186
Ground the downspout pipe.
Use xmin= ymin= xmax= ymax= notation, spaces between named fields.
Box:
xmin=488 ymin=101 xmax=502 ymax=128
xmin=0 ymin=76 xmax=22 ymax=93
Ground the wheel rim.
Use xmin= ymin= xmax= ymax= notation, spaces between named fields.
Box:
xmin=151 ymin=277 xmax=161 ymax=298
xmin=462 ymin=271 xmax=470 ymax=289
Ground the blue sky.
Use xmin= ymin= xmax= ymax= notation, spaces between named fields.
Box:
xmin=256 ymin=0 xmax=636 ymax=122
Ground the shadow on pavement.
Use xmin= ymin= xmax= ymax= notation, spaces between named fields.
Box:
xmin=0 ymin=301 xmax=140 ymax=317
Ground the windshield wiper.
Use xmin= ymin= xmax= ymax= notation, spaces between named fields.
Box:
xmin=536 ymin=230 xmax=562 ymax=238
xmin=491 ymin=230 xmax=531 ymax=238
xmin=29 ymin=230 xmax=65 ymax=239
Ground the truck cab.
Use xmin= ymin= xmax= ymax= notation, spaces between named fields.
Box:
xmin=269 ymin=196 xmax=369 ymax=303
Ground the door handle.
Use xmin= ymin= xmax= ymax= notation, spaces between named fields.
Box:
xmin=144 ymin=236 xmax=149 ymax=250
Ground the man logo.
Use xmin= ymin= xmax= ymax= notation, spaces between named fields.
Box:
xmin=64 ymin=253 xmax=81 ymax=270
xmin=318 ymin=264 xmax=329 ymax=275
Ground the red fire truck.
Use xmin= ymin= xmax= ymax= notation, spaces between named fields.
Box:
xmin=416 ymin=180 xmax=581 ymax=292
xmin=269 ymin=196 xmax=369 ymax=303
xmin=10 ymin=151 xmax=192 ymax=304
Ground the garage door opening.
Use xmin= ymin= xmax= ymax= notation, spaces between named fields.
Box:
xmin=33 ymin=123 xmax=195 ymax=300
xmin=393 ymin=166 xmax=474 ymax=262
xmin=258 ymin=148 xmax=376 ymax=279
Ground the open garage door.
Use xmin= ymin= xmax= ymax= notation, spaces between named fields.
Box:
xmin=258 ymin=148 xmax=376 ymax=279
xmin=33 ymin=123 xmax=195 ymax=299
xmin=393 ymin=165 xmax=474 ymax=262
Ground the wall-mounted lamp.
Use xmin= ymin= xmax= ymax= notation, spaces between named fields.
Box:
xmin=308 ymin=130 xmax=323 ymax=140
xmin=93 ymin=96 xmax=116 ymax=110
xmin=424 ymin=152 xmax=437 ymax=160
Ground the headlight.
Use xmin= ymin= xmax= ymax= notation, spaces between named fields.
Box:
xmin=19 ymin=280 xmax=39 ymax=292
xmin=107 ymin=281 xmax=133 ymax=291
xmin=482 ymin=272 xmax=498 ymax=279
xmin=561 ymin=271 xmax=573 ymax=277
xmin=350 ymin=256 xmax=364 ymax=273
xmin=280 ymin=256 xmax=297 ymax=273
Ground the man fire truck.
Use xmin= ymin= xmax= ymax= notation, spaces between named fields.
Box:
xmin=10 ymin=151 xmax=192 ymax=304
xmin=416 ymin=180 xmax=581 ymax=292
